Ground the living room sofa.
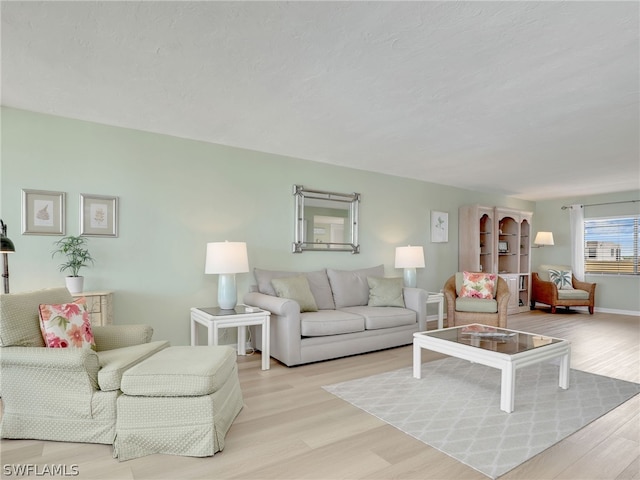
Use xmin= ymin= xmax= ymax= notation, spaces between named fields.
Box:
xmin=243 ymin=265 xmax=427 ymax=366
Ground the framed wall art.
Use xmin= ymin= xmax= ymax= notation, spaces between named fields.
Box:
xmin=80 ymin=194 xmax=119 ymax=237
xmin=22 ymin=189 xmax=66 ymax=235
xmin=431 ymin=210 xmax=449 ymax=243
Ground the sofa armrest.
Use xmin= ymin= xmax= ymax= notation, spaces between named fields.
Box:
xmin=1 ymin=346 xmax=100 ymax=395
xmin=92 ymin=324 xmax=154 ymax=352
xmin=403 ymin=287 xmax=427 ymax=330
xmin=243 ymin=292 xmax=300 ymax=317
xmin=572 ymin=277 xmax=596 ymax=298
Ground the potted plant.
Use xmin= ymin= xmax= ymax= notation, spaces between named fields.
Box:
xmin=51 ymin=235 xmax=94 ymax=294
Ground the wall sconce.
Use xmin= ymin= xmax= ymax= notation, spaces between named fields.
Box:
xmin=1 ymin=220 xmax=16 ymax=294
xmin=395 ymin=245 xmax=425 ymax=288
xmin=533 ymin=231 xmax=554 ymax=248
xmin=205 ymin=241 xmax=249 ymax=310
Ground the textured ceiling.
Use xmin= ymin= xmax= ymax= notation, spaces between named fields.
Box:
xmin=2 ymin=1 xmax=638 ymax=200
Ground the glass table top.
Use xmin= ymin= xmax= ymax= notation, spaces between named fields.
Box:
xmin=417 ymin=324 xmax=563 ymax=355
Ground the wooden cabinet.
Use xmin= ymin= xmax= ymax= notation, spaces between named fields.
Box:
xmin=459 ymin=206 xmax=533 ymax=314
xmin=72 ymin=290 xmax=114 ymax=326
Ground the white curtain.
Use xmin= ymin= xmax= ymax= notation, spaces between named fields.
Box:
xmin=569 ymin=204 xmax=585 ymax=280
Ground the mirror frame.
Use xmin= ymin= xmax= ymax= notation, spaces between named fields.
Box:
xmin=293 ymin=185 xmax=360 ymax=253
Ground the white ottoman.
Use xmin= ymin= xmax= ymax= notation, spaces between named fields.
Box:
xmin=113 ymin=346 xmax=243 ymax=461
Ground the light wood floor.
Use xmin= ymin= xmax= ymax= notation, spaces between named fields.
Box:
xmin=1 ymin=310 xmax=638 ymax=480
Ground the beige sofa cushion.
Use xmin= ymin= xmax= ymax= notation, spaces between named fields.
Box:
xmin=254 ymin=268 xmax=335 ymax=310
xmin=327 ymin=265 xmax=385 ymax=308
xmin=341 ymin=306 xmax=416 ymax=330
xmin=97 ymin=340 xmax=170 ymax=391
xmin=455 ymin=297 xmax=498 ymax=313
xmin=301 ymin=310 xmax=365 ymax=337
xmin=558 ymin=289 xmax=590 ymax=300
xmin=120 ymin=346 xmax=237 ymax=397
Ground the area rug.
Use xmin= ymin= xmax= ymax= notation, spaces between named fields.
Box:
xmin=323 ymin=358 xmax=640 ymax=479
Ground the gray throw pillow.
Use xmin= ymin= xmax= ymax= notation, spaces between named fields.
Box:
xmin=327 ymin=265 xmax=385 ymax=308
xmin=254 ymin=268 xmax=335 ymax=309
xmin=367 ymin=277 xmax=405 ymax=307
xmin=271 ymin=276 xmax=318 ymax=312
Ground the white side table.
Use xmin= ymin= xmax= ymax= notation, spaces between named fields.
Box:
xmin=426 ymin=291 xmax=444 ymax=330
xmin=190 ymin=305 xmax=271 ymax=370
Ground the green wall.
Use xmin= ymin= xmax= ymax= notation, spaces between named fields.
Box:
xmin=1 ymin=108 xmax=636 ymax=345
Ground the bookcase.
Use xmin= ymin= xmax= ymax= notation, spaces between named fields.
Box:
xmin=459 ymin=205 xmax=533 ymax=314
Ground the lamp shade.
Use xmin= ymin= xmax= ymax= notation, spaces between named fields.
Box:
xmin=394 ymin=246 xmax=425 ymax=268
xmin=534 ymin=232 xmax=554 ymax=246
xmin=205 ymin=241 xmax=249 ymax=274
xmin=0 ymin=220 xmax=15 ymax=253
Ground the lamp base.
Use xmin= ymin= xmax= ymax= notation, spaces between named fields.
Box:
xmin=218 ymin=273 xmax=238 ymax=310
xmin=403 ymin=268 xmax=417 ymax=288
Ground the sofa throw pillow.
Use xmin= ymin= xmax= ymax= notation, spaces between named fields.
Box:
xmin=327 ymin=265 xmax=385 ymax=308
xmin=548 ymin=269 xmax=574 ymax=290
xmin=459 ymin=271 xmax=497 ymax=300
xmin=271 ymin=276 xmax=319 ymax=312
xmin=38 ymin=297 xmax=96 ymax=349
xmin=254 ymin=268 xmax=336 ymax=310
xmin=367 ymin=277 xmax=405 ymax=307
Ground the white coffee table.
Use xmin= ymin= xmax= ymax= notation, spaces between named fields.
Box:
xmin=413 ymin=324 xmax=571 ymax=413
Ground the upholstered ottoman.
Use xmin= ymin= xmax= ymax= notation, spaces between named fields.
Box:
xmin=113 ymin=346 xmax=243 ymax=461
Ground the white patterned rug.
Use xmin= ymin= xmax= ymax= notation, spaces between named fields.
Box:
xmin=323 ymin=358 xmax=640 ymax=479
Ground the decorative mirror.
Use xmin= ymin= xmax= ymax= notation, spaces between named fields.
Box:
xmin=293 ymin=185 xmax=360 ymax=253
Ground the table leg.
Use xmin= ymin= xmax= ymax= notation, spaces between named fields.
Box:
xmin=238 ymin=326 xmax=246 ymax=355
xmin=500 ymin=363 xmax=515 ymax=413
xmin=190 ymin=318 xmax=197 ymax=346
xmin=413 ymin=341 xmax=422 ymax=379
xmin=210 ymin=324 xmax=217 ymax=347
xmin=262 ymin=318 xmax=270 ymax=370
xmin=559 ymin=352 xmax=570 ymax=389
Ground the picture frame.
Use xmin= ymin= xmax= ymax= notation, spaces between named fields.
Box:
xmin=431 ymin=211 xmax=449 ymax=243
xmin=22 ymin=189 xmax=66 ymax=235
xmin=80 ymin=194 xmax=119 ymax=237
xmin=498 ymin=240 xmax=509 ymax=253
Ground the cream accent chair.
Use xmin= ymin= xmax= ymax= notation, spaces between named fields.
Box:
xmin=443 ymin=273 xmax=510 ymax=328
xmin=531 ymin=264 xmax=596 ymax=314
xmin=0 ymin=287 xmax=169 ymax=444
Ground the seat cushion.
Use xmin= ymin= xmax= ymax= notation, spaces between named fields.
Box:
xmin=455 ymin=297 xmax=498 ymax=313
xmin=341 ymin=306 xmax=416 ymax=330
xmin=120 ymin=346 xmax=237 ymax=397
xmin=97 ymin=340 xmax=170 ymax=391
xmin=301 ymin=310 xmax=365 ymax=337
xmin=558 ymin=289 xmax=590 ymax=300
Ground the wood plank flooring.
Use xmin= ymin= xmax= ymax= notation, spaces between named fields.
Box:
xmin=1 ymin=309 xmax=638 ymax=479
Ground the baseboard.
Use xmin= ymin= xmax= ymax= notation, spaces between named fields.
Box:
xmin=594 ymin=307 xmax=640 ymax=317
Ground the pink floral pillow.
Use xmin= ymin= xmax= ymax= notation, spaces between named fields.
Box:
xmin=38 ymin=298 xmax=96 ymax=349
xmin=459 ymin=272 xmax=497 ymax=300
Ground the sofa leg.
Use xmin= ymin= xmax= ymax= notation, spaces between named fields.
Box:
xmin=530 ymin=301 xmax=535 ymax=310
xmin=589 ymin=306 xmax=594 ymax=314
xmin=551 ymin=306 xmax=556 ymax=314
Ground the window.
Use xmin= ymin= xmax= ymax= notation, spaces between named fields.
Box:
xmin=584 ymin=216 xmax=639 ymax=275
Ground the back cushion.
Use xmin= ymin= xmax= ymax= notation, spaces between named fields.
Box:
xmin=0 ymin=287 xmax=73 ymax=347
xmin=538 ymin=264 xmax=572 ymax=283
xmin=327 ymin=265 xmax=385 ymax=308
xmin=253 ymin=268 xmax=335 ymax=310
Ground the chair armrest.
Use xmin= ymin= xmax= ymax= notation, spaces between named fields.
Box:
xmin=572 ymin=277 xmax=596 ymax=297
xmin=403 ymin=287 xmax=427 ymax=330
xmin=92 ymin=324 xmax=154 ymax=352
xmin=531 ymin=272 xmax=559 ymax=302
xmin=0 ymin=346 xmax=100 ymax=393
xmin=443 ymin=276 xmax=457 ymax=324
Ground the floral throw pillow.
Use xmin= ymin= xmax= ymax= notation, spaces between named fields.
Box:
xmin=548 ymin=269 xmax=574 ymax=290
xmin=459 ymin=271 xmax=497 ymax=300
xmin=38 ymin=297 xmax=96 ymax=349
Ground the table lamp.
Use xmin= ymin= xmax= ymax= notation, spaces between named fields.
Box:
xmin=395 ymin=245 xmax=425 ymax=288
xmin=205 ymin=241 xmax=249 ymax=310
xmin=533 ymin=232 xmax=554 ymax=248
xmin=1 ymin=219 xmax=16 ymax=294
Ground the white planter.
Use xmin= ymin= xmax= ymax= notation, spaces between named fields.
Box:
xmin=65 ymin=276 xmax=84 ymax=294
